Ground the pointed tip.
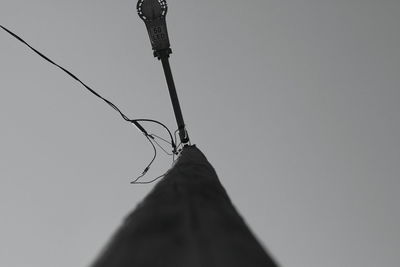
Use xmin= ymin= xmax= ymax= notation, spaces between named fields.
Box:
xmin=91 ymin=144 xmax=279 ymax=267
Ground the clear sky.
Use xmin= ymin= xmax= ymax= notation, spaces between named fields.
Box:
xmin=1 ymin=1 xmax=399 ymax=267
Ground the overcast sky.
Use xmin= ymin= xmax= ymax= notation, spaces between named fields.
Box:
xmin=1 ymin=1 xmax=399 ymax=267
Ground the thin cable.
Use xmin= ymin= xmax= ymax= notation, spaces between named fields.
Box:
xmin=131 ymin=173 xmax=166 ymax=184
xmin=0 ymin=24 xmax=149 ymax=135
xmin=150 ymin=135 xmax=173 ymax=156
xmin=150 ymin=133 xmax=172 ymax=145
xmin=0 ymin=24 xmax=178 ymax=182
xmin=131 ymin=135 xmax=173 ymax=184
xmin=131 ymin=135 xmax=157 ymax=183
xmin=134 ymin=119 xmax=176 ymax=152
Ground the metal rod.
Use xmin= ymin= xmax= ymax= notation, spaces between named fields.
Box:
xmin=160 ymin=56 xmax=189 ymax=145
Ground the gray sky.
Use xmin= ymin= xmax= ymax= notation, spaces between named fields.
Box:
xmin=1 ymin=1 xmax=399 ymax=266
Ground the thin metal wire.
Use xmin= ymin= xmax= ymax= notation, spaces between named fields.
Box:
xmin=149 ymin=135 xmax=174 ymax=156
xmin=131 ymin=135 xmax=157 ymax=183
xmin=0 ymin=24 xmax=179 ymax=183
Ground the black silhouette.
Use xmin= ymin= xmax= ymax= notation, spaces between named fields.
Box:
xmin=91 ymin=146 xmax=279 ymax=267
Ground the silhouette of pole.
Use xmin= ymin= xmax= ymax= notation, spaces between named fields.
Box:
xmin=137 ymin=0 xmax=190 ymax=145
xmin=160 ymin=56 xmax=189 ymax=143
xmin=90 ymin=146 xmax=279 ymax=267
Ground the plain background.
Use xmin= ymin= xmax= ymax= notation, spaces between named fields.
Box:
xmin=1 ymin=1 xmax=399 ymax=266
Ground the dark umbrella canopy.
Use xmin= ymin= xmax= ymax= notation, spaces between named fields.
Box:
xmin=91 ymin=145 xmax=278 ymax=267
